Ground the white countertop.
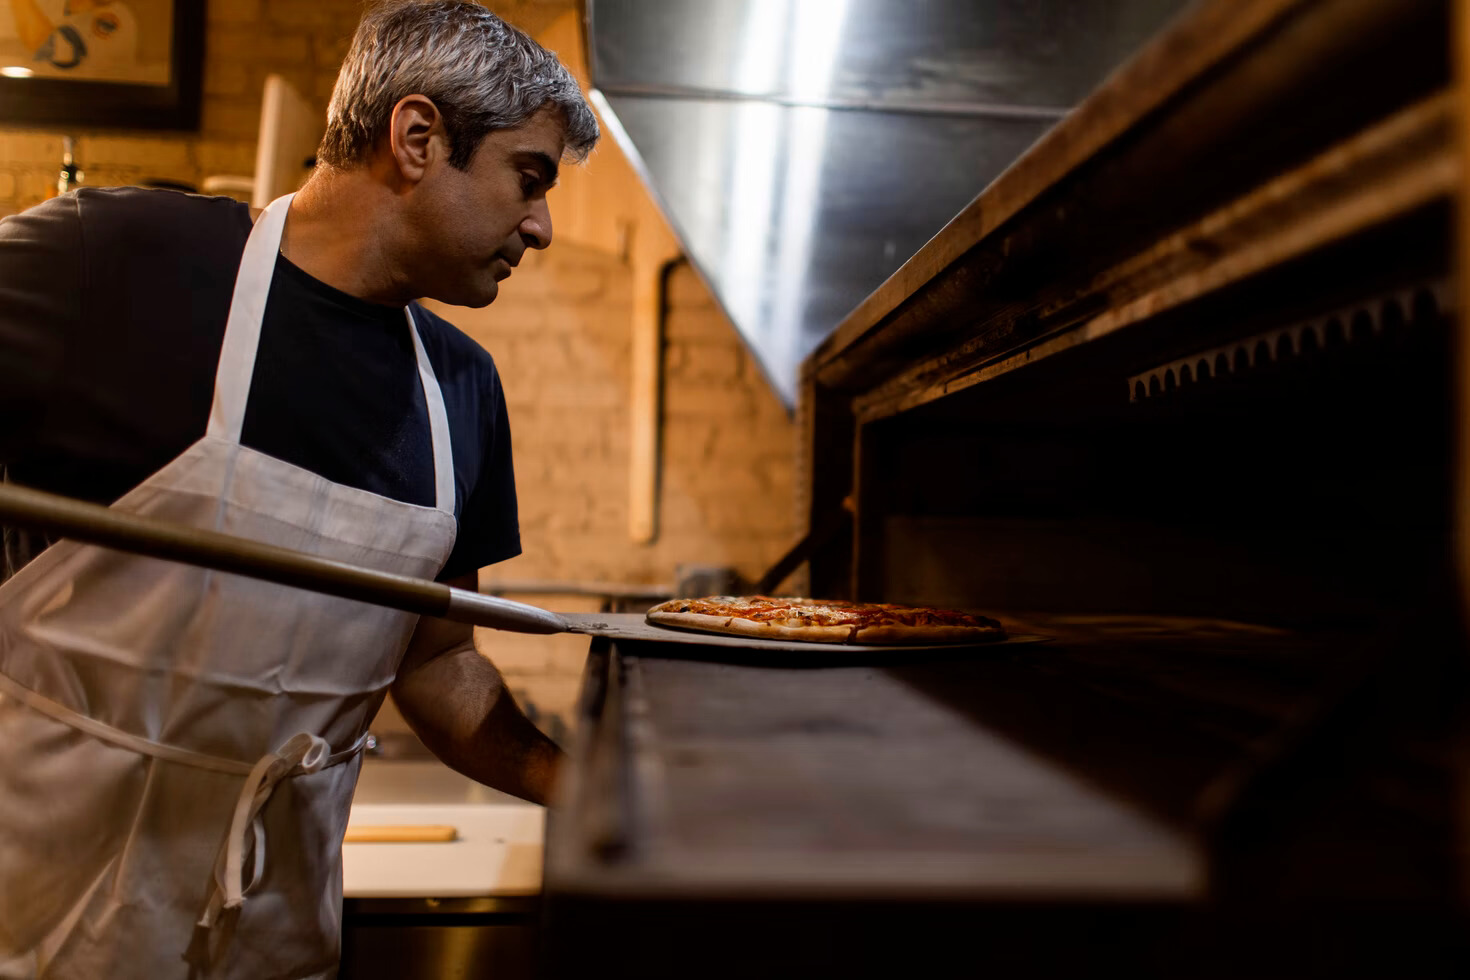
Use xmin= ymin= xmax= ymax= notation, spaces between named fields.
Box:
xmin=343 ymin=801 xmax=545 ymax=898
xmin=345 ymin=755 xmax=546 ymax=898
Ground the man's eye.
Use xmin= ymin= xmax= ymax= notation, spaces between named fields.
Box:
xmin=520 ymin=173 xmax=540 ymax=195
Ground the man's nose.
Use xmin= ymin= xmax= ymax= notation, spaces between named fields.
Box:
xmin=521 ymin=199 xmax=552 ymax=250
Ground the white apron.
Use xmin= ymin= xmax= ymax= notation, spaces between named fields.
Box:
xmin=0 ymin=194 xmax=459 ymax=979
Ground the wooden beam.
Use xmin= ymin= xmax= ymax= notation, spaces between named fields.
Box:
xmin=811 ymin=0 xmax=1442 ymax=398
xmin=853 ymin=93 xmax=1456 ymax=422
xmin=810 ymin=0 xmax=1313 ymax=371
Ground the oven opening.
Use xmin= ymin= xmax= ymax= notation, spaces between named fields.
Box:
xmin=844 ymin=204 xmax=1460 ymax=910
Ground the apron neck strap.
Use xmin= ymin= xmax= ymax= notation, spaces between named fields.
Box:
xmin=206 ymin=194 xmax=290 ymax=446
xmin=406 ymin=307 xmax=457 ymax=515
xmin=206 ymin=194 xmax=456 ymax=515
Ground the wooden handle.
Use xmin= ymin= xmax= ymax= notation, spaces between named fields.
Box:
xmin=344 ymin=824 xmax=459 ymax=843
xmin=0 ymin=482 xmax=567 ymax=634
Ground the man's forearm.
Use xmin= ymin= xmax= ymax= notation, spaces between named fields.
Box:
xmin=391 ymin=640 xmax=563 ymax=804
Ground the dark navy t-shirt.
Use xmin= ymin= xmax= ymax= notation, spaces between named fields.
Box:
xmin=0 ymin=187 xmax=520 ymax=582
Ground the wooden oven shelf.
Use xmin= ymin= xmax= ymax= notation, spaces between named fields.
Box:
xmin=804 ymin=0 xmax=1448 ymax=409
xmin=847 ymin=95 xmax=1454 ymax=424
xmin=544 ymin=617 xmax=1460 ymax=976
xmin=549 ymin=634 xmax=1213 ymax=905
xmin=547 ymin=615 xmax=1396 ymax=898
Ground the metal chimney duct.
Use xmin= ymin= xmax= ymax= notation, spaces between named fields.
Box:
xmin=585 ymin=0 xmax=1196 ymax=406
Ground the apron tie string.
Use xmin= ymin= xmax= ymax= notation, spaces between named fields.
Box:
xmin=190 ymin=731 xmax=362 ymax=966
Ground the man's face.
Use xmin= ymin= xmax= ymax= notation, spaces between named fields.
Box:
xmin=412 ymin=106 xmax=565 ymax=308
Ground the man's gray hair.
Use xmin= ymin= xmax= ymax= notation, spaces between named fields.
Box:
xmin=320 ymin=0 xmax=599 ymax=170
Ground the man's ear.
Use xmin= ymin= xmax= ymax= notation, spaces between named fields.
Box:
xmin=388 ymin=95 xmax=445 ymax=184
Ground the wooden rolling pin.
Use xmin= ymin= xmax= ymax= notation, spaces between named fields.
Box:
xmin=344 ymin=824 xmax=459 ymax=843
xmin=0 ymin=482 xmax=567 ymax=634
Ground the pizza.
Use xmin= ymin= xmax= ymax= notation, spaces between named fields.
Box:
xmin=645 ymin=596 xmax=1006 ymax=646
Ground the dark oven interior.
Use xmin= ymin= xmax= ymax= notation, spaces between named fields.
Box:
xmin=859 ymin=206 xmax=1453 ymax=633
xmin=835 ymin=202 xmax=1463 ymax=945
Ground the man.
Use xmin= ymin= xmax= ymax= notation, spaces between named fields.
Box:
xmin=0 ymin=1 xmax=598 ymax=977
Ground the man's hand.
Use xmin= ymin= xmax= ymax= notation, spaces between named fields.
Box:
xmin=390 ymin=573 xmax=564 ymax=804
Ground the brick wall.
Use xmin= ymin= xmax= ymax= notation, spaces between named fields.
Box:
xmin=0 ymin=0 xmax=367 ymax=212
xmin=444 ymin=253 xmax=797 ymax=588
xmin=0 ymin=0 xmax=800 ymax=741
xmin=428 ymin=250 xmax=798 ymax=734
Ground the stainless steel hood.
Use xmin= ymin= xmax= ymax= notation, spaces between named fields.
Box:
xmin=585 ymin=0 xmax=1195 ymax=406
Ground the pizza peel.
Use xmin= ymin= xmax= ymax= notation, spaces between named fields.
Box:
xmin=0 ymin=483 xmax=1040 ymax=652
xmin=555 ymin=612 xmax=1048 ymax=653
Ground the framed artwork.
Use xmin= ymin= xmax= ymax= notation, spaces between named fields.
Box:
xmin=0 ymin=0 xmax=204 ymax=129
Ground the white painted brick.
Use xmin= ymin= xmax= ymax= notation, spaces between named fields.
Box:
xmin=18 ymin=171 xmax=55 ymax=207
xmin=202 ymin=98 xmax=267 ymax=140
xmin=205 ymin=58 xmax=252 ymax=97
xmin=202 ymin=29 xmax=251 ymax=60
xmin=80 ymin=136 xmax=193 ymax=173
xmin=0 ymin=133 xmax=64 ymax=167
xmin=195 ymin=140 xmax=259 ymax=178
xmin=663 ymin=382 xmax=758 ymax=420
xmin=475 ymin=633 xmax=555 ymax=675
xmin=212 ymin=0 xmax=263 ymax=25
xmin=661 ymin=418 xmax=719 ymax=464
xmin=313 ymin=34 xmax=353 ymax=67
xmin=666 ymin=340 xmax=745 ymax=383
xmin=315 ymin=70 xmax=343 ymax=100
xmin=264 ymin=0 xmax=349 ymax=28
xmin=665 ymin=260 xmax=721 ymax=310
xmin=508 ymin=674 xmax=585 ymax=735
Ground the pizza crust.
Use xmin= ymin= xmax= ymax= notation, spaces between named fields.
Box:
xmin=647 ymin=610 xmax=856 ymax=644
xmin=849 ymin=623 xmax=1006 ymax=645
xmin=646 ymin=608 xmax=1005 ymax=646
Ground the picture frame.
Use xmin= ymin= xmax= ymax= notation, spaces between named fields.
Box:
xmin=0 ymin=0 xmax=204 ymax=130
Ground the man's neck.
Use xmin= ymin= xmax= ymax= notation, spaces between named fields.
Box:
xmin=278 ymin=167 xmax=412 ymax=308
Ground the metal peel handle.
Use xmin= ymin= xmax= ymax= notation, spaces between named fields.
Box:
xmin=0 ymin=482 xmax=569 ymax=635
xmin=445 ymin=589 xmax=568 ymax=634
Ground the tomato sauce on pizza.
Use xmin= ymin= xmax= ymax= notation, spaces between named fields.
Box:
xmin=645 ymin=596 xmax=1005 ymax=646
